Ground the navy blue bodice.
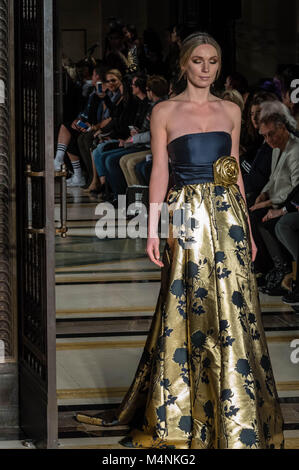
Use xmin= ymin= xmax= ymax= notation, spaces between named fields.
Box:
xmin=167 ymin=131 xmax=232 ymax=187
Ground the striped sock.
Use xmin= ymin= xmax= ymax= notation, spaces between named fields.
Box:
xmin=55 ymin=143 xmax=67 ymax=163
xmin=71 ymin=159 xmax=82 ymax=177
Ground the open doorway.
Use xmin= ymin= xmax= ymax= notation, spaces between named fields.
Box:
xmin=53 ymin=0 xmax=241 ymax=448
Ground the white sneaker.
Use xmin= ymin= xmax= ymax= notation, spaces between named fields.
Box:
xmin=66 ymin=174 xmax=86 ymax=187
xmin=54 ymin=158 xmax=64 ymax=171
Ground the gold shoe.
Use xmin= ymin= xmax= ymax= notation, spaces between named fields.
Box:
xmin=75 ymin=410 xmax=119 ymax=427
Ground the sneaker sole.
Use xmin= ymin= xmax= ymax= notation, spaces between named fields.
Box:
xmin=282 ymin=299 xmax=299 ymax=306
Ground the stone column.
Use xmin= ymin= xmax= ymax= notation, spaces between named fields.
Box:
xmin=0 ymin=0 xmax=12 ymax=360
xmin=0 ymin=0 xmax=17 ymax=428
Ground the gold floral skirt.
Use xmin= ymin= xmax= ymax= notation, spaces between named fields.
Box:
xmin=79 ymin=182 xmax=285 ymax=449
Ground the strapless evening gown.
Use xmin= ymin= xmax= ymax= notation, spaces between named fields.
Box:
xmin=76 ymin=132 xmax=285 ymax=449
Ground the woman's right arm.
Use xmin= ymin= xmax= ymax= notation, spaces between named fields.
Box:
xmin=146 ymin=103 xmax=169 ymax=267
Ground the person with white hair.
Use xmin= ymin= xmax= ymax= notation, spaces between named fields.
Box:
xmin=249 ymin=100 xmax=299 ymax=294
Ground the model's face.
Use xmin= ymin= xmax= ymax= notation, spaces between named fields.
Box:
xmin=105 ymin=74 xmax=120 ymax=92
xmin=259 ymin=122 xmax=289 ymax=149
xmin=250 ymin=104 xmax=261 ymax=129
xmin=183 ymin=44 xmax=219 ymax=89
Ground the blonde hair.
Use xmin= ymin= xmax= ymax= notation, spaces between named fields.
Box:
xmin=106 ymin=69 xmax=123 ymax=82
xmin=179 ymin=32 xmax=222 ymax=81
xmin=222 ymin=89 xmax=244 ymax=112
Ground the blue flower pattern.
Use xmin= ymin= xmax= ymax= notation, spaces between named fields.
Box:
xmin=117 ymin=183 xmax=284 ymax=449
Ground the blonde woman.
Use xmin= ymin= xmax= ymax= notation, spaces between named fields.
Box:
xmin=76 ymin=32 xmax=284 ymax=450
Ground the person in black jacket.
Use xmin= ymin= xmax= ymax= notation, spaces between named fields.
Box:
xmin=85 ymin=74 xmax=151 ymax=194
xmin=54 ymin=66 xmax=103 ymax=187
xmin=243 ymin=141 xmax=273 ymax=207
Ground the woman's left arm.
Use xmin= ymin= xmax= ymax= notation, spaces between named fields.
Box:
xmin=228 ymin=101 xmax=257 ymax=262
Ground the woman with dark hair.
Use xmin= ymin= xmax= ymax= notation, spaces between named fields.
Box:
xmin=240 ymin=91 xmax=279 ymax=173
xmin=76 ymin=32 xmax=284 ymax=450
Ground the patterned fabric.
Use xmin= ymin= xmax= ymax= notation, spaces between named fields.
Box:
xmin=114 ymin=182 xmax=285 ymax=449
xmin=77 ymin=132 xmax=285 ymax=449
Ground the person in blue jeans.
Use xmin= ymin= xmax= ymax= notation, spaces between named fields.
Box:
xmin=93 ymin=141 xmax=146 ymax=202
xmin=93 ymin=75 xmax=169 ymax=205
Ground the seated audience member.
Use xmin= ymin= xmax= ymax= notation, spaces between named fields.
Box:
xmin=87 ymin=73 xmax=151 ymax=194
xmin=77 ymin=79 xmax=114 ymax=187
xmin=249 ymin=101 xmax=299 ymax=293
xmin=274 ymin=186 xmax=299 ymax=305
xmin=75 ymin=69 xmax=124 ymax=188
xmin=239 ymin=91 xmax=278 ymax=175
xmin=117 ymin=75 xmax=169 ymax=191
xmin=241 ymin=94 xmax=279 ymax=206
xmin=54 ymin=66 xmax=103 ymax=187
xmin=61 ymin=56 xmax=92 ymax=122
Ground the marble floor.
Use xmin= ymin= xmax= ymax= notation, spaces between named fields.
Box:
xmin=2 ymin=185 xmax=299 ymax=449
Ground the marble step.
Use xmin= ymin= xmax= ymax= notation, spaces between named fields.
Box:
xmin=56 ymin=331 xmax=299 ymax=406
xmin=56 ymin=282 xmax=295 ymax=320
xmin=57 ymin=408 xmax=299 ymax=448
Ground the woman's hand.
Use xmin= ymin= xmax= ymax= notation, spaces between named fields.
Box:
xmin=94 ymin=129 xmax=102 ymax=138
xmin=249 ymin=199 xmax=272 ymax=211
xmin=255 ymin=192 xmax=268 ymax=204
xmin=146 ymin=237 xmax=164 ymax=267
xmin=71 ymin=120 xmax=80 ymax=131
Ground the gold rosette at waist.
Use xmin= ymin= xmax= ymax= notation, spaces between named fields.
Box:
xmin=213 ymin=155 xmax=239 ymax=186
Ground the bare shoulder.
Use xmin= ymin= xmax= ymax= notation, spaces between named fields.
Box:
xmin=150 ymin=99 xmax=178 ymax=122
